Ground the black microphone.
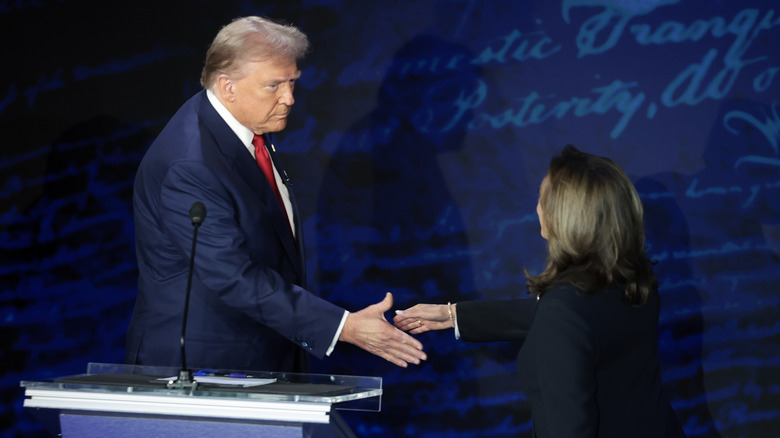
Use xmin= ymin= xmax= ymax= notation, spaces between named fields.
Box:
xmin=168 ymin=201 xmax=206 ymax=390
xmin=190 ymin=201 xmax=206 ymax=225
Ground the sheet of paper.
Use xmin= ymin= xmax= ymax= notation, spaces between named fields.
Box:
xmin=158 ymin=376 xmax=276 ymax=387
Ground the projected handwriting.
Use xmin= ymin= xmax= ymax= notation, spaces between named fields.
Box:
xmin=570 ymin=5 xmax=780 ymax=138
xmin=345 ymin=5 xmax=780 ymax=141
xmin=685 ymin=177 xmax=779 ymax=209
xmin=570 ymin=4 xmax=779 ymax=60
xmin=338 ymin=29 xmax=559 ymax=87
xmin=563 ymin=0 xmax=684 ymax=57
xmin=23 ymin=70 xmax=65 ymax=108
xmin=661 ymin=48 xmax=764 ymax=108
xmin=563 ymin=6 xmax=780 ymax=139
xmin=725 ymin=101 xmax=780 ymax=169
xmin=1 ymin=46 xmax=192 ymax=116
xmin=471 ymin=29 xmax=561 ymax=65
xmin=439 ymin=78 xmax=644 ymax=138
xmin=456 ymin=5 xmax=777 ymax=139
xmin=72 ymin=45 xmax=193 ymax=82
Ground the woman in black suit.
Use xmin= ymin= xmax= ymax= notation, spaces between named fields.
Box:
xmin=395 ymin=145 xmax=686 ymax=437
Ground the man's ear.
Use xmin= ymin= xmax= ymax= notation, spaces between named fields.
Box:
xmin=215 ymin=74 xmax=235 ymax=102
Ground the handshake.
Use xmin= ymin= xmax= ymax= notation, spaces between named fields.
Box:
xmin=338 ymin=292 xmax=452 ymax=368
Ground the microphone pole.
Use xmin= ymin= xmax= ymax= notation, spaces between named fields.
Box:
xmin=168 ymin=201 xmax=206 ymax=390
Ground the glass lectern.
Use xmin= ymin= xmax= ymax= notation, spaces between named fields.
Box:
xmin=21 ymin=362 xmax=382 ymax=438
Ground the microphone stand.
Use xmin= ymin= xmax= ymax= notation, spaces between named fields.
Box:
xmin=168 ymin=202 xmax=206 ymax=390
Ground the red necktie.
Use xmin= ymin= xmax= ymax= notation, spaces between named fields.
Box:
xmin=253 ymin=134 xmax=293 ymax=238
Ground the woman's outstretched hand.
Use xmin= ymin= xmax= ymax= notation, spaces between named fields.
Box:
xmin=393 ymin=303 xmax=455 ymax=334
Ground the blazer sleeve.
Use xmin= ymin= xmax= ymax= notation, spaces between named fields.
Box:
xmin=532 ymin=291 xmax=598 ymax=437
xmin=157 ymin=159 xmax=345 ymax=358
xmin=457 ymin=298 xmax=536 ymax=342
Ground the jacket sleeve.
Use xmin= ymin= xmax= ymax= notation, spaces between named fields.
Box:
xmin=457 ymin=298 xmax=536 ymax=342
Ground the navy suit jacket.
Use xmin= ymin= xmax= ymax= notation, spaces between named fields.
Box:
xmin=457 ymin=284 xmax=685 ymax=438
xmin=126 ymin=91 xmax=345 ymax=372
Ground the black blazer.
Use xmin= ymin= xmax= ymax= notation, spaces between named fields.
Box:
xmin=457 ymin=284 xmax=685 ymax=438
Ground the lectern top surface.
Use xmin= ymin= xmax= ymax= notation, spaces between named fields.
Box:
xmin=21 ymin=363 xmax=383 ymax=406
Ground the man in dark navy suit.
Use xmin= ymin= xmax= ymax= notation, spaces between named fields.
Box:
xmin=126 ymin=16 xmax=426 ymax=372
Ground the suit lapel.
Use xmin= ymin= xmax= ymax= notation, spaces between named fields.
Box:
xmin=197 ymin=93 xmax=303 ymax=279
xmin=267 ymin=137 xmax=307 ymax=287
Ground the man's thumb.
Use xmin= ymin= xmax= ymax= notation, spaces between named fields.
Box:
xmin=377 ymin=292 xmax=393 ymax=312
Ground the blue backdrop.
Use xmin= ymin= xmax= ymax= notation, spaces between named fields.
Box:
xmin=1 ymin=1 xmax=778 ymax=437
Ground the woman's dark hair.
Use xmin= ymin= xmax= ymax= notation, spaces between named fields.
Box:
xmin=526 ymin=145 xmax=656 ymax=305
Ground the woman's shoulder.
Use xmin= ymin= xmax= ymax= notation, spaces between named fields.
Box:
xmin=541 ymin=281 xmax=657 ymax=319
xmin=542 ymin=282 xmax=588 ymax=301
xmin=540 ymin=281 xmax=623 ymax=312
xmin=536 ymin=283 xmax=584 ymax=314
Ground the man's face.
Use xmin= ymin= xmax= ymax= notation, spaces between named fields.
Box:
xmin=225 ymin=56 xmax=301 ymax=135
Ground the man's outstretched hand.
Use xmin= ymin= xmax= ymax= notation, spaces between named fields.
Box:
xmin=339 ymin=292 xmax=427 ymax=368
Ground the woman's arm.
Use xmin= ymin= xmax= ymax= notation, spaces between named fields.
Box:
xmin=394 ymin=298 xmax=536 ymax=342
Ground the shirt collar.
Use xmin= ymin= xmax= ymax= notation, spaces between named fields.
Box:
xmin=206 ymin=89 xmax=256 ymax=157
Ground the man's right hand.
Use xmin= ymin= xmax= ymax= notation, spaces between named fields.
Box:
xmin=338 ymin=292 xmax=427 ymax=368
